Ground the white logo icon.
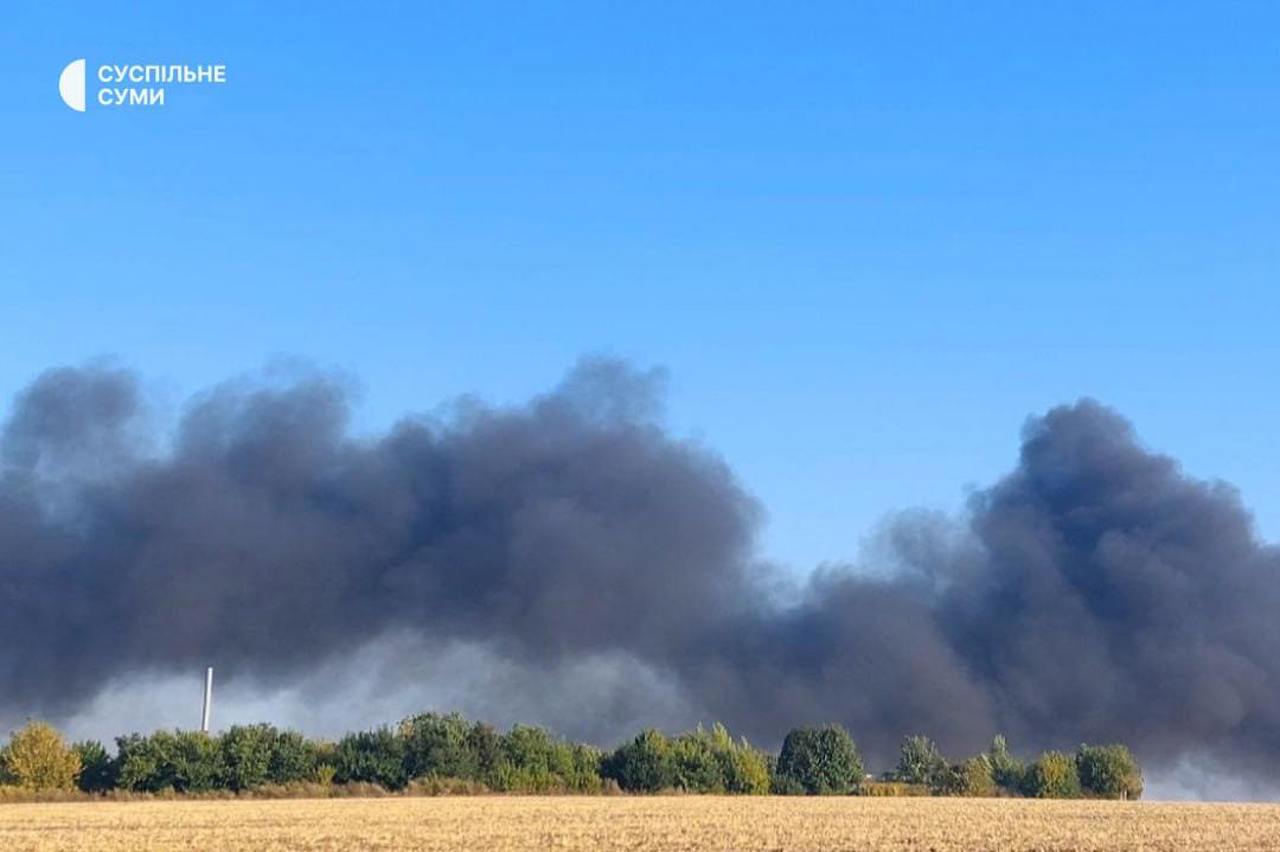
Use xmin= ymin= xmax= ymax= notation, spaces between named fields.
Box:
xmin=59 ymin=59 xmax=86 ymax=112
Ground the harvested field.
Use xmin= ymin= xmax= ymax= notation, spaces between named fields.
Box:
xmin=2 ymin=796 xmax=1279 ymax=851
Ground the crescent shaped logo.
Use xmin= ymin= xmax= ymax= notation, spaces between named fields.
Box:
xmin=59 ymin=59 xmax=86 ymax=112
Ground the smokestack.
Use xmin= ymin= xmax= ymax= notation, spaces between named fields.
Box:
xmin=200 ymin=667 xmax=213 ymax=733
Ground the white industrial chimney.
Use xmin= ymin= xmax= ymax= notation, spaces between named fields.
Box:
xmin=201 ymin=667 xmax=214 ymax=733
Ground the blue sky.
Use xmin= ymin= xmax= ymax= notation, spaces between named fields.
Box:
xmin=2 ymin=2 xmax=1278 ymax=569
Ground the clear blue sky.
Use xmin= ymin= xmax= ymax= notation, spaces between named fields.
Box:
xmin=3 ymin=2 xmax=1277 ymax=569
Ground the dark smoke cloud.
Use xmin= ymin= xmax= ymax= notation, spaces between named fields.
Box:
xmin=2 ymin=359 xmax=1278 ymax=785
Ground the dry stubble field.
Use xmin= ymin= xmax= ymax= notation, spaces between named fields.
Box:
xmin=2 ymin=796 xmax=1280 ymax=851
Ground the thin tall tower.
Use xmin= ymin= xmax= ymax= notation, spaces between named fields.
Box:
xmin=200 ymin=667 xmax=214 ymax=733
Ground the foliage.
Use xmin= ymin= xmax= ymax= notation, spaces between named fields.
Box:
xmin=115 ymin=730 xmax=224 ymax=793
xmin=0 ymin=714 xmax=1142 ymax=802
xmin=333 ymin=728 xmax=408 ymax=790
xmin=937 ymin=755 xmax=996 ymax=797
xmin=500 ymin=725 xmax=599 ymax=792
xmin=73 ymin=740 xmax=117 ymax=793
xmin=400 ymin=713 xmax=484 ymax=782
xmin=1 ymin=721 xmax=81 ymax=790
xmin=667 ymin=724 xmax=770 ymax=794
xmin=896 ymin=735 xmax=948 ymax=789
xmin=269 ymin=730 xmax=320 ymax=784
xmin=988 ymin=734 xmax=1025 ymax=792
xmin=1076 ymin=744 xmax=1143 ymax=800
xmin=220 ymin=724 xmax=275 ymax=791
xmin=859 ymin=780 xmax=932 ymax=796
xmin=602 ymin=729 xmax=675 ymax=792
xmin=773 ymin=725 xmax=862 ymax=795
xmin=1022 ymin=751 xmax=1082 ymax=799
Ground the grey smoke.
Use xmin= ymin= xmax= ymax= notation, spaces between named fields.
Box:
xmin=2 ymin=359 xmax=1278 ymax=788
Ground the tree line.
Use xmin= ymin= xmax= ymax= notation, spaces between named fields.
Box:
xmin=0 ymin=714 xmax=1142 ymax=800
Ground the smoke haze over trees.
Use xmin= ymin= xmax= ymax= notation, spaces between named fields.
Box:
xmin=1 ymin=358 xmax=1278 ymax=788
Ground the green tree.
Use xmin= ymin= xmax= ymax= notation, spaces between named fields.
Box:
xmin=987 ymin=734 xmax=1024 ymax=792
xmin=114 ymin=730 xmax=223 ymax=793
xmin=400 ymin=712 xmax=480 ymax=781
xmin=334 ymin=728 xmax=408 ymax=789
xmin=1 ymin=721 xmax=81 ymax=790
xmin=896 ymin=735 xmax=948 ymax=789
xmin=493 ymin=724 xmax=599 ymax=792
xmin=220 ymin=724 xmax=276 ymax=791
xmin=773 ymin=724 xmax=862 ymax=795
xmin=602 ymin=729 xmax=675 ymax=792
xmin=1076 ymin=744 xmax=1143 ymax=800
xmin=268 ymin=730 xmax=319 ymax=784
xmin=670 ymin=727 xmax=724 ymax=792
xmin=1022 ymin=751 xmax=1082 ymax=798
xmin=718 ymin=738 xmax=770 ymax=795
xmin=666 ymin=724 xmax=769 ymax=794
xmin=465 ymin=723 xmax=504 ymax=786
xmin=72 ymin=740 xmax=116 ymax=793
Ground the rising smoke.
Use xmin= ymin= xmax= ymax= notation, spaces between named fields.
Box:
xmin=1 ymin=359 xmax=1278 ymax=785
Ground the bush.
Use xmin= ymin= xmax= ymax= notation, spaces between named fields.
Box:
xmin=773 ymin=725 xmax=862 ymax=795
xmin=937 ymin=755 xmax=996 ymax=797
xmin=1076 ymin=744 xmax=1142 ymax=800
xmin=73 ymin=740 xmax=116 ymax=793
xmin=859 ymin=781 xmax=931 ymax=797
xmin=1 ymin=722 xmax=81 ymax=791
xmin=404 ymin=776 xmax=490 ymax=796
xmin=602 ymin=729 xmax=675 ymax=792
xmin=334 ymin=728 xmax=407 ymax=790
xmin=1022 ymin=751 xmax=1081 ymax=799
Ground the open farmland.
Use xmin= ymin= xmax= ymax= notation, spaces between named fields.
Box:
xmin=2 ymin=797 xmax=1279 ymax=852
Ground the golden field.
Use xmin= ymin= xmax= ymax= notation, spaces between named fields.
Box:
xmin=2 ymin=796 xmax=1280 ymax=851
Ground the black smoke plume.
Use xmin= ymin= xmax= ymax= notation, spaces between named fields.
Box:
xmin=2 ymin=359 xmax=1277 ymax=782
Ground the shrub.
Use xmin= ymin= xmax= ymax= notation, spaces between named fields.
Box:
xmin=773 ymin=724 xmax=862 ymax=795
xmin=859 ymin=781 xmax=931 ymax=797
xmin=937 ymin=755 xmax=996 ymax=797
xmin=312 ymin=740 xmax=339 ymax=783
xmin=2 ymin=722 xmax=81 ymax=791
xmin=1022 ymin=751 xmax=1081 ymax=799
xmin=602 ymin=729 xmax=675 ymax=792
xmin=1076 ymin=744 xmax=1143 ymax=800
xmin=404 ymin=776 xmax=490 ymax=796
xmin=334 ymin=728 xmax=408 ymax=790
